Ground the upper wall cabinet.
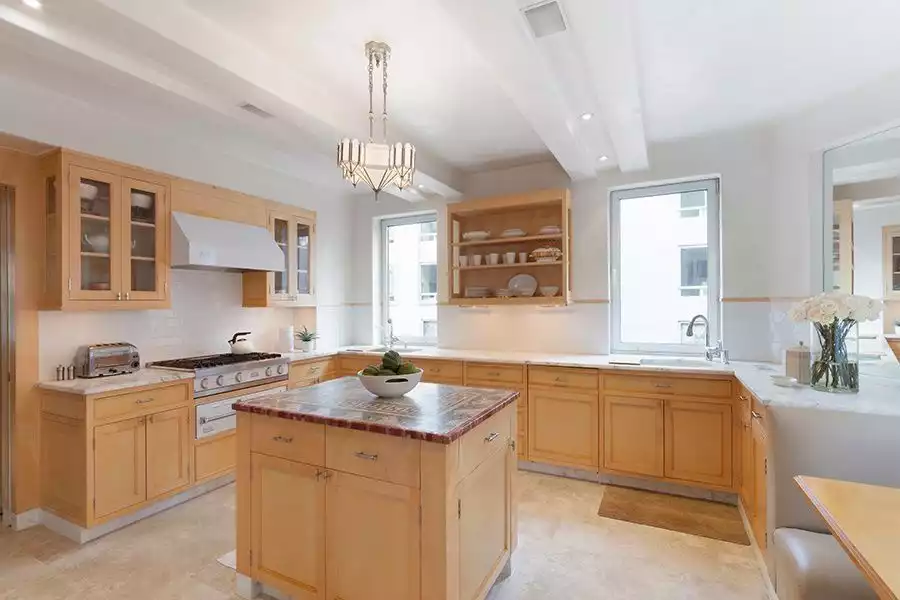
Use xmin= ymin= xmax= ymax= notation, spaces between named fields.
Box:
xmin=41 ymin=151 xmax=171 ymax=311
xmin=242 ymin=208 xmax=316 ymax=308
xmin=447 ymin=189 xmax=572 ymax=306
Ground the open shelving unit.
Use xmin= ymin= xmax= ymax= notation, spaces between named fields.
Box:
xmin=447 ymin=188 xmax=572 ymax=306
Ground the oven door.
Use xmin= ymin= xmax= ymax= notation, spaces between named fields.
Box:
xmin=195 ymin=384 xmax=287 ymax=439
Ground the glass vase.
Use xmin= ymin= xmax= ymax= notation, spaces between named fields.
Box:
xmin=810 ymin=319 xmax=859 ymax=393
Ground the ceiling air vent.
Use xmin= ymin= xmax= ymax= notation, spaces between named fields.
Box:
xmin=523 ymin=1 xmax=567 ymax=39
xmin=238 ymin=102 xmax=274 ymax=119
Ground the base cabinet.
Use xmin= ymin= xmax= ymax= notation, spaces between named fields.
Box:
xmin=738 ymin=391 xmax=768 ymax=549
xmin=603 ymin=396 xmax=664 ymax=478
xmin=528 ymin=387 xmax=599 ymax=468
xmin=751 ymin=413 xmax=768 ymax=549
xmin=146 ymin=407 xmax=191 ymax=499
xmin=94 ymin=417 xmax=147 ymax=519
xmin=250 ymin=454 xmax=325 ymax=600
xmin=664 ymin=400 xmax=732 ymax=487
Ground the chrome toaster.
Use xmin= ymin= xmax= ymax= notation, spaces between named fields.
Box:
xmin=74 ymin=343 xmax=141 ymax=378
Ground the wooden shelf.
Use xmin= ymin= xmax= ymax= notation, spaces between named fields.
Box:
xmin=131 ymin=256 xmax=156 ymax=262
xmin=454 ymin=261 xmax=562 ymax=271
xmin=453 ymin=234 xmax=562 ymax=248
xmin=81 ymin=213 xmax=110 ymax=222
xmin=81 ymin=251 xmax=110 ymax=258
xmin=131 ymin=220 xmax=156 ymax=228
xmin=450 ymin=296 xmax=566 ymax=307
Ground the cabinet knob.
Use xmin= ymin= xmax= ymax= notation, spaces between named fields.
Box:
xmin=751 ymin=410 xmax=763 ymax=420
xmin=125 ymin=292 xmax=130 ymax=300
xmin=116 ymin=292 xmax=122 ymax=300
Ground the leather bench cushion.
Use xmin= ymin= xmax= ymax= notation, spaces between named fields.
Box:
xmin=773 ymin=528 xmax=878 ymax=600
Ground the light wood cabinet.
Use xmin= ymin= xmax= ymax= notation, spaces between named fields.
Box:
xmin=93 ymin=417 xmax=147 ymax=519
xmin=41 ymin=150 xmax=171 ymax=310
xmin=664 ymin=399 xmax=732 ymax=487
xmin=289 ymin=358 xmax=337 ymax=389
xmin=465 ymin=362 xmax=527 ymax=460
xmin=326 ymin=471 xmax=420 ymax=600
xmin=250 ymin=454 xmax=326 ymax=600
xmin=738 ymin=390 xmax=768 ymax=549
xmin=243 ymin=209 xmax=316 ymax=307
xmin=528 ymin=387 xmax=599 ymax=469
xmin=603 ymin=395 xmax=664 ymax=478
xmin=146 ymin=407 xmax=191 ymax=499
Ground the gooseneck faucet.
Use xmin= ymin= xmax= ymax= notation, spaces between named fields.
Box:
xmin=687 ymin=314 xmax=729 ymax=364
xmin=385 ymin=318 xmax=402 ymax=349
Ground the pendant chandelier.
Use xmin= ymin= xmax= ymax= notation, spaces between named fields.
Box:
xmin=337 ymin=41 xmax=416 ymax=200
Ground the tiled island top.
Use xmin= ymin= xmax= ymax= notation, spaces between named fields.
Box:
xmin=232 ymin=376 xmax=519 ymax=444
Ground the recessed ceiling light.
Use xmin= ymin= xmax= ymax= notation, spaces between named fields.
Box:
xmin=417 ymin=184 xmax=425 ymax=189
xmin=580 ymin=112 xmax=593 ymax=121
xmin=22 ymin=0 xmax=42 ymax=9
xmin=598 ymin=155 xmax=609 ymax=162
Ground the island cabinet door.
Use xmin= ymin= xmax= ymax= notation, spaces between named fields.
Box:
xmin=663 ymin=399 xmax=733 ymax=488
xmin=250 ymin=454 xmax=326 ymax=600
xmin=602 ymin=396 xmax=664 ymax=477
xmin=458 ymin=445 xmax=511 ymax=600
xmin=325 ymin=471 xmax=420 ymax=600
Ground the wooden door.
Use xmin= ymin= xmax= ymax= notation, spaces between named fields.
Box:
xmin=739 ymin=397 xmax=755 ymax=514
xmin=527 ymin=387 xmax=599 ymax=468
xmin=121 ymin=178 xmax=168 ymax=301
xmin=664 ymin=400 xmax=733 ymax=487
xmin=93 ymin=417 xmax=146 ymax=519
xmin=292 ymin=215 xmax=314 ymax=301
xmin=603 ymin=396 xmax=664 ymax=477
xmin=270 ymin=211 xmax=292 ymax=303
xmin=145 ymin=407 xmax=191 ymax=499
xmin=458 ymin=446 xmax=511 ymax=600
xmin=751 ymin=417 xmax=768 ymax=549
xmin=325 ymin=471 xmax=419 ymax=600
xmin=250 ymin=454 xmax=325 ymax=600
xmin=69 ymin=166 xmax=122 ymax=301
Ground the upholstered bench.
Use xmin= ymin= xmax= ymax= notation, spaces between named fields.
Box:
xmin=773 ymin=528 xmax=878 ymax=600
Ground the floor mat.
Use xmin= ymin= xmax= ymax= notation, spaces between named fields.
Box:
xmin=597 ymin=485 xmax=750 ymax=545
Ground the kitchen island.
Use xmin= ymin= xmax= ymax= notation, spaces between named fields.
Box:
xmin=232 ymin=376 xmax=519 ymax=600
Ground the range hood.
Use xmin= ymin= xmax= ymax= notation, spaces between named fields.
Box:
xmin=171 ymin=212 xmax=284 ymax=272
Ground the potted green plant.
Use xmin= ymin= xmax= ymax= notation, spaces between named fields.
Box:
xmin=296 ymin=326 xmax=319 ymax=353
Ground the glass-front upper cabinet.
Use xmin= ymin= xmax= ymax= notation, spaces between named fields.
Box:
xmin=271 ymin=214 xmax=291 ymax=300
xmin=884 ymin=225 xmax=900 ymax=297
xmin=260 ymin=210 xmax=315 ymax=305
xmin=122 ymin=178 xmax=167 ymax=301
xmin=69 ymin=167 xmax=121 ymax=301
xmin=295 ymin=220 xmax=312 ymax=297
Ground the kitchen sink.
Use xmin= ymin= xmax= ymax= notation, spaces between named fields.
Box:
xmin=344 ymin=346 xmax=423 ymax=353
xmin=639 ymin=357 xmax=725 ymax=369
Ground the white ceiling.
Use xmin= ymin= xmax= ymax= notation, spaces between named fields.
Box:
xmin=2 ymin=0 xmax=900 ymax=198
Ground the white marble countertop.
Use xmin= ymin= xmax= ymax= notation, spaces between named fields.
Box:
xmin=38 ymin=368 xmax=194 ymax=396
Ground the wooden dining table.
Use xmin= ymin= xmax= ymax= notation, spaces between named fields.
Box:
xmin=795 ymin=476 xmax=900 ymax=600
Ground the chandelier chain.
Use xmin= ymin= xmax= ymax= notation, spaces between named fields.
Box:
xmin=367 ymin=49 xmax=375 ymax=143
xmin=382 ymin=50 xmax=389 ymax=142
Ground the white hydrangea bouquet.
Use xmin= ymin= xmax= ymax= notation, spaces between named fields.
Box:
xmin=789 ymin=292 xmax=883 ymax=393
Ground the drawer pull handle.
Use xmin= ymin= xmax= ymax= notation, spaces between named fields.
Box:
xmin=738 ymin=395 xmax=749 ymax=402
xmin=654 ymin=383 xmax=672 ymax=389
xmin=487 ymin=371 xmax=501 ymax=377
xmin=751 ymin=411 xmax=763 ymax=420
xmin=309 ymin=366 xmax=321 ymax=373
xmin=484 ymin=432 xmax=500 ymax=443
xmin=554 ymin=377 xmax=565 ymax=382
xmin=135 ymin=397 xmax=155 ymax=404
xmin=272 ymin=435 xmax=293 ymax=443
xmin=354 ymin=451 xmax=379 ymax=461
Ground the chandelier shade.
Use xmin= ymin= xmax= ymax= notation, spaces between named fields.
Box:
xmin=337 ymin=42 xmax=416 ymax=200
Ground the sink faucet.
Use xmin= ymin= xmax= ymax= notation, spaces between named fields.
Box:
xmin=687 ymin=314 xmax=729 ymax=364
xmin=385 ymin=318 xmax=402 ymax=349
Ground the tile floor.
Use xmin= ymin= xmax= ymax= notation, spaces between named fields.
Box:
xmin=0 ymin=472 xmax=769 ymax=600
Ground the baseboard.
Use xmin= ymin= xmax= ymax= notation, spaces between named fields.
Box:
xmin=738 ymin=501 xmax=778 ymax=599
xmin=4 ymin=507 xmax=42 ymax=531
xmin=41 ymin=473 xmax=234 ymax=544
xmin=518 ymin=460 xmax=601 ymax=483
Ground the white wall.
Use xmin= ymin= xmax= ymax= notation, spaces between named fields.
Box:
xmin=0 ymin=75 xmax=355 ymax=375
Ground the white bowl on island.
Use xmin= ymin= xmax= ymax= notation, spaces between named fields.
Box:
xmin=357 ymin=368 xmax=424 ymax=398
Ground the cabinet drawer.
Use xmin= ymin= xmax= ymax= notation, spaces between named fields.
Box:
xmin=250 ymin=415 xmax=325 ymax=465
xmin=528 ymin=366 xmax=599 ymax=390
xmin=325 ymin=427 xmax=420 ymax=487
xmin=465 ymin=363 xmax=525 ymax=386
xmin=93 ymin=383 xmax=189 ymax=423
xmin=459 ymin=407 xmax=513 ymax=479
xmin=417 ymin=359 xmax=463 ymax=384
xmin=604 ymin=373 xmax=732 ymax=399
xmin=290 ymin=358 xmax=335 ymax=383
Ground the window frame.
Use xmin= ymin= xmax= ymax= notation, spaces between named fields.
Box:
xmin=610 ymin=178 xmax=721 ymax=355
xmin=380 ymin=212 xmax=439 ymax=346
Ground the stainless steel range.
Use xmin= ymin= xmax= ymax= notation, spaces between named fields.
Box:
xmin=148 ymin=352 xmax=289 ymax=439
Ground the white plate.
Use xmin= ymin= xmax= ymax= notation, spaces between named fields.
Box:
xmin=508 ymin=273 xmax=538 ymax=297
xmin=500 ymin=229 xmax=526 ymax=238
xmin=462 ymin=231 xmax=491 ymax=241
xmin=539 ymin=225 xmax=561 ymax=235
xmin=771 ymin=375 xmax=801 ymax=388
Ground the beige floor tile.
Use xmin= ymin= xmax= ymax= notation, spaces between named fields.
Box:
xmin=0 ymin=473 xmax=766 ymax=600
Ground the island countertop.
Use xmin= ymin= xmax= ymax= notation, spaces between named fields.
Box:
xmin=232 ymin=376 xmax=519 ymax=444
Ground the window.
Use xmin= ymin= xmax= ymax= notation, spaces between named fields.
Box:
xmin=420 ymin=264 xmax=437 ymax=300
xmin=610 ymin=178 xmax=720 ymax=354
xmin=381 ymin=213 xmax=439 ymax=345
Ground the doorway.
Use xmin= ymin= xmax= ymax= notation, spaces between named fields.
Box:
xmin=0 ymin=184 xmax=13 ymax=522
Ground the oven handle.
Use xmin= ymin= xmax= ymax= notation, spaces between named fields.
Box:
xmin=198 ymin=412 xmax=235 ymax=425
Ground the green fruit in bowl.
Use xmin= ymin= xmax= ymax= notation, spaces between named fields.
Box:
xmin=361 ymin=365 xmax=382 ymax=376
xmin=396 ymin=362 xmax=418 ymax=375
xmin=382 ymin=350 xmax=402 ymax=371
xmin=377 ymin=368 xmax=399 ymax=376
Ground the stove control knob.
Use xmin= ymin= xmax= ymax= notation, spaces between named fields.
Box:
xmin=235 ymin=372 xmax=244 ymax=383
xmin=216 ymin=375 xmax=225 ymax=386
xmin=277 ymin=364 xmax=286 ymax=375
xmin=265 ymin=367 xmax=273 ymax=377
xmin=200 ymin=378 xmax=210 ymax=390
